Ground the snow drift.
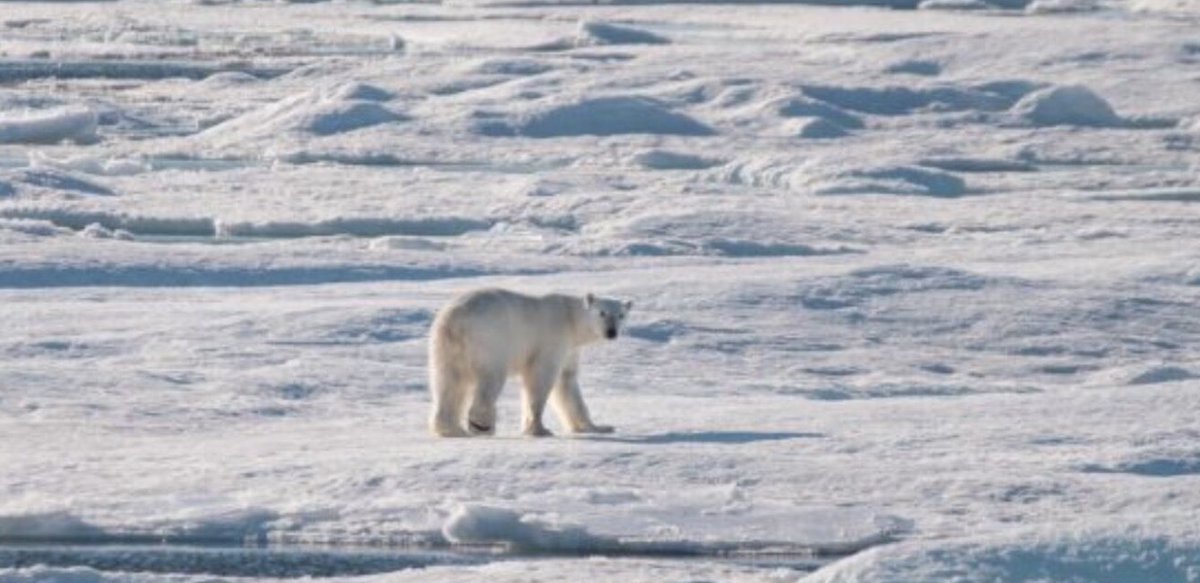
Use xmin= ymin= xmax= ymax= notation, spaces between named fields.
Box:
xmin=1010 ymin=85 xmax=1123 ymax=127
xmin=0 ymin=107 xmax=98 ymax=145
xmin=486 ymin=96 xmax=714 ymax=138
xmin=197 ymin=82 xmax=404 ymax=148
xmin=442 ymin=505 xmax=611 ymax=553
xmin=802 ymin=530 xmax=1200 ymax=583
xmin=575 ymin=21 xmax=670 ymax=47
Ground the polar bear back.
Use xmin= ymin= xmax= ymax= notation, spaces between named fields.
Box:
xmin=431 ymin=288 xmax=586 ymax=373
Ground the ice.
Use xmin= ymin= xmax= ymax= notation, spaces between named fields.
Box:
xmin=0 ymin=107 xmax=97 ymax=145
xmin=2 ymin=0 xmax=1200 ymax=581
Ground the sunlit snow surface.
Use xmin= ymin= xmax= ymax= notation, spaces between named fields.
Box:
xmin=2 ymin=0 xmax=1200 ymax=581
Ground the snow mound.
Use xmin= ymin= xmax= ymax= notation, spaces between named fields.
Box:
xmin=789 ymin=117 xmax=849 ymax=139
xmin=794 ymin=264 xmax=993 ymax=311
xmin=0 ymin=218 xmax=70 ymax=237
xmin=0 ymin=106 xmax=98 ymax=145
xmin=814 ymin=165 xmax=968 ymax=197
xmin=78 ymin=223 xmax=135 ymax=241
xmin=214 ymin=216 xmax=491 ymax=238
xmin=30 ymin=152 xmax=149 ymax=176
xmin=1082 ymin=455 xmax=1200 ymax=477
xmin=0 ymin=566 xmax=191 ymax=583
xmin=1087 ymin=187 xmax=1200 ymax=202
xmin=1128 ymin=0 xmax=1200 ymax=14
xmin=2 ymin=169 xmax=113 ymax=196
xmin=919 ymin=0 xmax=994 ymax=11
xmin=198 ymin=71 xmax=261 ymax=87
xmin=917 ymin=157 xmax=1036 ymax=173
xmin=885 ymin=60 xmax=942 ymax=76
xmin=801 ymin=84 xmax=1014 ymax=115
xmin=802 ymin=531 xmax=1200 ymax=583
xmin=463 ymin=57 xmax=553 ymax=76
xmin=507 ymin=96 xmax=714 ymax=138
xmin=198 ymin=82 xmax=404 ymax=147
xmin=789 ymin=383 xmax=1032 ymax=401
xmin=570 ymin=210 xmax=854 ymax=257
xmin=1011 ymin=85 xmax=1124 ymax=127
xmin=772 ymin=96 xmax=864 ymax=129
xmin=632 ymin=149 xmax=722 ymax=170
xmin=442 ymin=505 xmax=610 ymax=553
xmin=160 ymin=506 xmax=280 ymax=544
xmin=369 ymin=236 xmax=447 ymax=251
xmin=576 ymin=20 xmax=670 ymax=47
xmin=0 ymin=511 xmax=107 ymax=542
xmin=1025 ymin=0 xmax=1099 ymax=12
xmin=713 ymin=157 xmax=968 ymax=196
xmin=1127 ymin=365 xmax=1197 ymax=385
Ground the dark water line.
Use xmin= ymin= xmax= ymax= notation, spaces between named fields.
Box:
xmin=0 ymin=540 xmax=840 ymax=578
xmin=0 ymin=544 xmax=486 ymax=578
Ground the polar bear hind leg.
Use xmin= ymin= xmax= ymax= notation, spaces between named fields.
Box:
xmin=429 ymin=359 xmax=470 ymax=437
xmin=466 ymin=368 xmax=505 ymax=436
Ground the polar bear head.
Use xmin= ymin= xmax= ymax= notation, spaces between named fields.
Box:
xmin=584 ymin=293 xmax=633 ymax=341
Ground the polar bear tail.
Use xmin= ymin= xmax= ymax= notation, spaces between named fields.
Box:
xmin=429 ymin=316 xmax=470 ymax=437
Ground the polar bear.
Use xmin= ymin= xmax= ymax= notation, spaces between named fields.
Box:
xmin=428 ymin=288 xmax=632 ymax=438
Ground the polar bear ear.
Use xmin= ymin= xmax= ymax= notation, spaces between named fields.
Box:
xmin=622 ymin=300 xmax=633 ymax=312
xmin=585 ymin=293 xmax=596 ymax=308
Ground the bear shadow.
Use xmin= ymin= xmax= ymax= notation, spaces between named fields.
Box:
xmin=584 ymin=431 xmax=824 ymax=445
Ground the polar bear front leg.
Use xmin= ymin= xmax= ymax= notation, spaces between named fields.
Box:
xmin=520 ymin=359 xmax=561 ymax=437
xmin=551 ymin=353 xmax=614 ymax=434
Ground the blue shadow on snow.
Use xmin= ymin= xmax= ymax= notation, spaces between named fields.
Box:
xmin=587 ymin=431 xmax=824 ymax=445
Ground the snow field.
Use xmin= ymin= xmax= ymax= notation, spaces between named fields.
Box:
xmin=2 ymin=0 xmax=1200 ymax=581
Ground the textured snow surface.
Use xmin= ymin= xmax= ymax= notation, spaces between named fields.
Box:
xmin=2 ymin=0 xmax=1200 ymax=581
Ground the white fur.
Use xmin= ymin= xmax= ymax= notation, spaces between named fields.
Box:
xmin=428 ymin=288 xmax=631 ymax=438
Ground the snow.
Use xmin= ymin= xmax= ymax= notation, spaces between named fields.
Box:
xmin=442 ymin=505 xmax=609 ymax=553
xmin=195 ymin=82 xmax=406 ymax=150
xmin=500 ymin=96 xmax=714 ymax=138
xmin=0 ymin=107 xmax=98 ymax=145
xmin=2 ymin=0 xmax=1200 ymax=581
xmin=804 ymin=529 xmax=1200 ymax=583
xmin=1010 ymin=85 xmax=1125 ymax=128
xmin=576 ymin=21 xmax=670 ymax=47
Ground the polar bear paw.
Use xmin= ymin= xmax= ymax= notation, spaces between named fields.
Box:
xmin=432 ymin=424 xmax=471 ymax=438
xmin=524 ymin=425 xmax=554 ymax=438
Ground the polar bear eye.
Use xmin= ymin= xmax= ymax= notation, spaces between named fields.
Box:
xmin=599 ymin=310 xmax=608 ymax=318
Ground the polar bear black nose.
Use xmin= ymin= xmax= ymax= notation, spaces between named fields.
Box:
xmin=606 ymin=328 xmax=617 ymax=339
